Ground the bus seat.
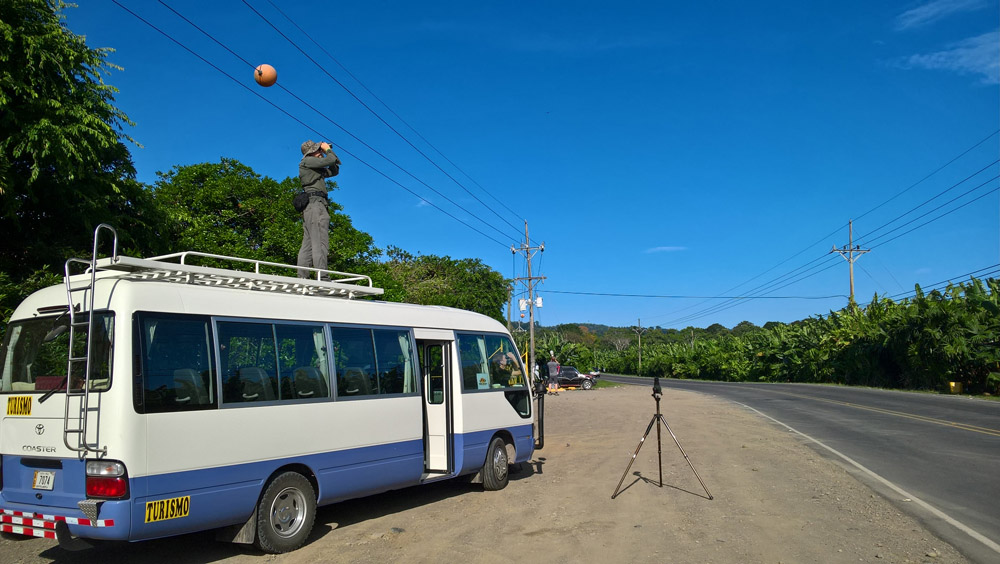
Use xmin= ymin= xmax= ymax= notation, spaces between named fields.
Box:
xmin=292 ymin=367 xmax=326 ymax=398
xmin=174 ymin=369 xmax=208 ymax=404
xmin=341 ymin=367 xmax=370 ymax=396
xmin=11 ymin=381 xmax=35 ymax=391
xmin=238 ymin=367 xmax=275 ymax=401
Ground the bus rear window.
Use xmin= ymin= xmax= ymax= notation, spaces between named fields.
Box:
xmin=136 ymin=314 xmax=215 ymax=413
xmin=1 ymin=313 xmax=113 ymax=394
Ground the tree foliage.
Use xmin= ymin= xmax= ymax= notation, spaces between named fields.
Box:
xmin=152 ymin=158 xmax=379 ymax=272
xmin=0 ymin=3 xmax=515 ymax=329
xmin=0 ymin=0 xmax=163 ymax=319
xmin=382 ymin=247 xmax=508 ymax=322
xmin=532 ymin=278 xmax=1000 ymax=394
xmin=149 ymin=160 xmax=508 ymax=321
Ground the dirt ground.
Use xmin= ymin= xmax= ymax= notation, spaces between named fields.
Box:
xmin=2 ymin=385 xmax=968 ymax=564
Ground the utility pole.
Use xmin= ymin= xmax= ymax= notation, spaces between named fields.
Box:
xmin=830 ymin=220 xmax=870 ymax=306
xmin=511 ymin=221 xmax=545 ymax=384
xmin=506 ymin=285 xmax=513 ymax=330
xmin=632 ymin=318 xmax=648 ymax=376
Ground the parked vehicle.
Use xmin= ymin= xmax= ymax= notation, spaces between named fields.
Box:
xmin=0 ymin=225 xmax=539 ymax=553
xmin=557 ymin=366 xmax=594 ymax=390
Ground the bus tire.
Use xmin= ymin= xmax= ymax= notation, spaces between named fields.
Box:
xmin=254 ymin=471 xmax=316 ymax=554
xmin=482 ymin=436 xmax=510 ymax=491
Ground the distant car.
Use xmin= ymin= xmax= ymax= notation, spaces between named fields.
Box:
xmin=557 ymin=366 xmax=594 ymax=390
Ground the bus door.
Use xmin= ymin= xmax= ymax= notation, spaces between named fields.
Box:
xmin=414 ymin=332 xmax=452 ymax=473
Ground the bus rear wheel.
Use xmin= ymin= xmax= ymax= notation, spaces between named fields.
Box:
xmin=482 ymin=436 xmax=510 ymax=491
xmin=254 ymin=471 xmax=316 ymax=554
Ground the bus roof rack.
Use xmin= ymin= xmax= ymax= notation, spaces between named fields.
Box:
xmin=93 ymin=252 xmax=384 ymax=299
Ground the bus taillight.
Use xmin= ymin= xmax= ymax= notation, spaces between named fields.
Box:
xmin=85 ymin=460 xmax=129 ymax=499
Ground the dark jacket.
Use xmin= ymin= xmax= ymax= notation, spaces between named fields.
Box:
xmin=299 ymin=152 xmax=341 ymax=195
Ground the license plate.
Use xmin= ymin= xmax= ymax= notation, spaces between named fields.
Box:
xmin=32 ymin=471 xmax=55 ymax=491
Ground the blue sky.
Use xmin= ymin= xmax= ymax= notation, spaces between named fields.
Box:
xmin=66 ymin=1 xmax=998 ymax=329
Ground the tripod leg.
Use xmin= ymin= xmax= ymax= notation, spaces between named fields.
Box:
xmin=658 ymin=415 xmax=714 ymax=500
xmin=611 ymin=416 xmax=658 ymax=499
xmin=656 ymin=411 xmax=663 ymax=487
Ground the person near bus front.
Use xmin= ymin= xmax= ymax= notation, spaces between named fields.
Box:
xmin=546 ymin=356 xmax=560 ymax=395
xmin=297 ymin=140 xmax=341 ymax=279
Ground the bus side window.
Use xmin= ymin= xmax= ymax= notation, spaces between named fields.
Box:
xmin=373 ymin=329 xmax=415 ymax=395
xmin=331 ymin=327 xmax=377 ymax=397
xmin=138 ymin=314 xmax=215 ymax=413
xmin=275 ymin=324 xmax=330 ymax=400
xmin=218 ymin=321 xmax=278 ymax=404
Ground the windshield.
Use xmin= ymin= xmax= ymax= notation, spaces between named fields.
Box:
xmin=0 ymin=313 xmax=114 ymax=393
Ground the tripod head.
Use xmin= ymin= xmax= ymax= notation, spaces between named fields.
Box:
xmin=652 ymin=376 xmax=662 ymax=399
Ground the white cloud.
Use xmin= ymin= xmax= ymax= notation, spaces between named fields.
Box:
xmin=894 ymin=0 xmax=989 ymax=30
xmin=900 ymin=31 xmax=1000 ymax=84
xmin=644 ymin=246 xmax=687 ymax=253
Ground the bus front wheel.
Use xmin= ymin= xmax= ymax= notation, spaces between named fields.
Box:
xmin=254 ymin=471 xmax=316 ymax=554
xmin=482 ymin=436 xmax=510 ymax=491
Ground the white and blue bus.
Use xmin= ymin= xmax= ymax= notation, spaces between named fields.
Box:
xmin=0 ymin=226 xmax=539 ymax=553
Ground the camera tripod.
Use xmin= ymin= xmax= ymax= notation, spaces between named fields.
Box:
xmin=611 ymin=377 xmax=713 ymax=500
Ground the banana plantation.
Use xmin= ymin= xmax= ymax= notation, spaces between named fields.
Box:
xmin=517 ymin=277 xmax=1000 ymax=395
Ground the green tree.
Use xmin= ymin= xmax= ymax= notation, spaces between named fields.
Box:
xmin=148 ymin=160 xmax=508 ymax=321
xmin=1 ymin=0 xmax=164 ymax=323
xmin=383 ymin=247 xmax=508 ymax=322
xmin=731 ymin=320 xmax=760 ymax=336
xmin=152 ymin=159 xmax=379 ymax=273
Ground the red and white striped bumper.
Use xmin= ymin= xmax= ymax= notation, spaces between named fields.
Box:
xmin=0 ymin=509 xmax=114 ymax=539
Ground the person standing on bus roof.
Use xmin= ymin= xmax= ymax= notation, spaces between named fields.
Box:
xmin=546 ymin=356 xmax=560 ymax=395
xmin=297 ymin=140 xmax=341 ymax=279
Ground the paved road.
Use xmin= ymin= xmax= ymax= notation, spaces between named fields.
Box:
xmin=603 ymin=375 xmax=1000 ymax=564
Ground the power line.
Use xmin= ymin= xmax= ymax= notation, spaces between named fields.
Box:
xmin=887 ymin=264 xmax=1000 ymax=300
xmin=134 ymin=0 xmax=516 ymax=248
xmin=646 ymin=234 xmax=844 ymax=325
xmin=854 ymin=160 xmax=999 ymax=246
xmin=853 ymin=129 xmax=999 ymax=223
xmin=544 ymin=290 xmax=847 ymax=299
xmin=663 ymin=259 xmax=844 ymax=326
xmin=657 ymin=253 xmax=842 ymax=325
xmin=869 ymin=184 xmax=999 ymax=250
xmin=240 ymin=0 xmax=525 ymax=239
xmin=855 ymin=262 xmax=888 ymax=295
xmin=260 ymin=0 xmax=524 ymax=222
xmin=649 ymin=136 xmax=1000 ymax=327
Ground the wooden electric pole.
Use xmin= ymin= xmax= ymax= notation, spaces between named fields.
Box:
xmin=632 ymin=318 xmax=648 ymax=376
xmin=830 ymin=220 xmax=870 ymax=306
xmin=511 ymin=221 xmax=545 ymax=384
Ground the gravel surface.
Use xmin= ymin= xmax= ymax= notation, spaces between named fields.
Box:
xmin=1 ymin=385 xmax=968 ymax=563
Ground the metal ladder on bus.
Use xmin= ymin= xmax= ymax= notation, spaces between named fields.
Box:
xmin=61 ymin=224 xmax=116 ymax=458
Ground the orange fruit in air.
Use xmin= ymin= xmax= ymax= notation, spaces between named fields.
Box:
xmin=254 ymin=64 xmax=277 ymax=87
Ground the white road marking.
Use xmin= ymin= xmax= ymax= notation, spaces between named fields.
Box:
xmin=739 ymin=402 xmax=1000 ymax=556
